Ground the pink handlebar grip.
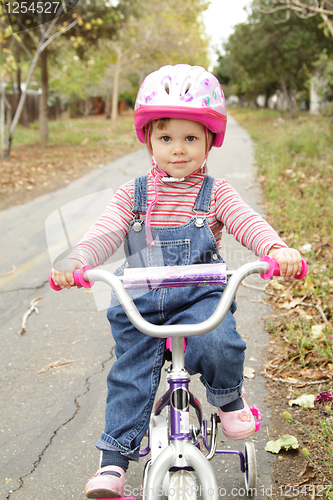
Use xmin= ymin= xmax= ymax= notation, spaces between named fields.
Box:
xmin=260 ymin=256 xmax=307 ymax=280
xmin=49 ymin=265 xmax=94 ymax=290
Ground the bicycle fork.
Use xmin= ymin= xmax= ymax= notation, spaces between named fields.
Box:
xmin=146 ymin=342 xmax=219 ymax=500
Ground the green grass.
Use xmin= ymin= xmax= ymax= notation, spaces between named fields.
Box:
xmin=230 ymin=108 xmax=333 ymax=247
xmin=230 ymin=107 xmax=333 ymax=365
xmin=233 ymin=108 xmax=333 ymax=489
xmin=11 ymin=113 xmax=136 ymax=148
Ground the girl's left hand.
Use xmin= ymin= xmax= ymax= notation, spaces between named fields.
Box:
xmin=267 ymin=247 xmax=303 ymax=279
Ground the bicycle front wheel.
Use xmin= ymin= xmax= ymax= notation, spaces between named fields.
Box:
xmin=168 ymin=470 xmax=197 ymax=500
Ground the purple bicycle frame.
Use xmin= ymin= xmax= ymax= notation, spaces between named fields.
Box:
xmin=139 ymin=352 xmax=248 ymax=470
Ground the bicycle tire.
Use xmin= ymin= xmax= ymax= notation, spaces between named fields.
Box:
xmin=168 ymin=470 xmax=197 ymax=500
xmin=244 ymin=441 xmax=257 ymax=494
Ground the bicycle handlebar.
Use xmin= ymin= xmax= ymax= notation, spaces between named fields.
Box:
xmin=48 ymin=258 xmax=307 ymax=338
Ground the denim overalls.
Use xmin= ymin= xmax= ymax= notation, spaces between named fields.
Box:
xmin=96 ymin=175 xmax=246 ymax=460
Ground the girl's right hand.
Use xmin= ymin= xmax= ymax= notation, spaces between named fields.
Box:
xmin=51 ymin=259 xmax=83 ymax=289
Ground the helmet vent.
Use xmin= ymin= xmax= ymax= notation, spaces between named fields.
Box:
xmin=164 ymin=81 xmax=170 ymax=94
xmin=184 ymin=82 xmax=191 ymax=94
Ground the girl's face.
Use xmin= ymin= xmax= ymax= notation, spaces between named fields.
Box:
xmin=150 ymin=119 xmax=207 ymax=178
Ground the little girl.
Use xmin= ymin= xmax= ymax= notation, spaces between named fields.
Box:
xmin=51 ymin=64 xmax=302 ymax=498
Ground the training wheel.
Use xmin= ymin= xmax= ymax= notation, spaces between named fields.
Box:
xmin=244 ymin=441 xmax=257 ymax=494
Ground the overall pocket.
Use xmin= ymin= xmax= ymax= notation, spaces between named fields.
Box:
xmin=147 ymin=238 xmax=191 ymax=267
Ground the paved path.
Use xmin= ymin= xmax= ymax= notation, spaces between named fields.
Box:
xmin=0 ymin=115 xmax=275 ymax=499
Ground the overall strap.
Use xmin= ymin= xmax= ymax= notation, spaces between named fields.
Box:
xmin=193 ymin=175 xmax=215 ymax=213
xmin=133 ymin=175 xmax=148 ymax=214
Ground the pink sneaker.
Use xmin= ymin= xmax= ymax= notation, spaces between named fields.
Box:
xmin=85 ymin=466 xmax=125 ymax=498
xmin=219 ymin=395 xmax=255 ymax=440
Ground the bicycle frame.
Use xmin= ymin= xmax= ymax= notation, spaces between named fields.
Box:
xmin=138 ymin=334 xmax=260 ymax=500
xmin=141 ymin=337 xmax=219 ymax=500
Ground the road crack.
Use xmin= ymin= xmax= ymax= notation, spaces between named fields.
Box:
xmin=6 ymin=349 xmax=115 ymax=499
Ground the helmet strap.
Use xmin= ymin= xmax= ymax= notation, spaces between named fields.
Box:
xmin=205 ymin=127 xmax=210 ymax=160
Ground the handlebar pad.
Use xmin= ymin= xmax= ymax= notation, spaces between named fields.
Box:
xmin=49 ymin=265 xmax=94 ymax=290
xmin=260 ymin=256 xmax=307 ymax=280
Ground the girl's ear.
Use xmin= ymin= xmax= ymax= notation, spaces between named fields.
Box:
xmin=151 ymin=156 xmax=156 ymax=166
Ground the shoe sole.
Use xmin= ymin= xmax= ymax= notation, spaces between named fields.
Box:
xmin=86 ymin=489 xmax=121 ymax=498
xmin=222 ymin=422 xmax=256 ymax=440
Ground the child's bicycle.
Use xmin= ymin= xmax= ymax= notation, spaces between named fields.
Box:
xmin=49 ymin=256 xmax=307 ymax=500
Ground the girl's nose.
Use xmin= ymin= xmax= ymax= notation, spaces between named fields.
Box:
xmin=172 ymin=140 xmax=185 ymax=154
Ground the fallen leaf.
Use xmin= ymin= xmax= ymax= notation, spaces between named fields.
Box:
xmin=244 ymin=366 xmax=255 ymax=379
xmin=285 ymin=376 xmax=299 ymax=383
xmin=311 ymin=324 xmax=325 ymax=338
xmin=277 ymin=297 xmax=305 ymax=310
xmin=298 ymin=461 xmax=315 ymax=479
xmin=270 ymin=280 xmax=286 ymax=291
xmin=299 ymin=368 xmax=332 ymax=380
xmin=265 ymin=434 xmax=299 ymax=454
xmin=288 ymin=395 xmax=316 ymax=408
xmin=296 ymin=308 xmax=313 ymax=320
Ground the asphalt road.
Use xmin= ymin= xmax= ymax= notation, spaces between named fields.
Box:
xmin=0 ymin=115 xmax=276 ymax=500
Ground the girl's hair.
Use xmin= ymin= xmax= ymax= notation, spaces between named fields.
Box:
xmin=144 ymin=119 xmax=215 ymax=155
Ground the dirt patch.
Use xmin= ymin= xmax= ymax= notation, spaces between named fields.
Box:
xmin=264 ymin=338 xmax=332 ymax=498
xmin=0 ymin=116 xmax=142 ymax=212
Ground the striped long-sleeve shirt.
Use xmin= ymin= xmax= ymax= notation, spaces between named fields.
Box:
xmin=69 ymin=165 xmax=287 ymax=267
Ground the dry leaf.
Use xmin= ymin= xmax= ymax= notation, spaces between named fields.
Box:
xmin=270 ymin=280 xmax=285 ymax=291
xmin=311 ymin=324 xmax=325 ymax=338
xmin=298 ymin=461 xmax=315 ymax=479
xmin=277 ymin=297 xmax=305 ymax=310
xmin=244 ymin=366 xmax=255 ymax=379
xmin=288 ymin=395 xmax=316 ymax=408
xmin=296 ymin=308 xmax=313 ymax=320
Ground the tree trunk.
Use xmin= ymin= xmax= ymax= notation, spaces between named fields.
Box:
xmin=39 ymin=48 xmax=49 ymax=143
xmin=279 ymin=75 xmax=291 ymax=115
xmin=111 ymin=46 xmax=122 ymax=131
xmin=105 ymin=93 xmax=111 ymax=119
xmin=17 ymin=64 xmax=30 ymax=127
xmin=289 ymin=76 xmax=297 ymax=119
xmin=1 ymin=88 xmax=13 ymax=160
xmin=3 ymin=15 xmax=79 ymax=159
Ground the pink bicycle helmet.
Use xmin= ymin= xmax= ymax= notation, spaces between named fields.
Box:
xmin=134 ymin=64 xmax=227 ymax=148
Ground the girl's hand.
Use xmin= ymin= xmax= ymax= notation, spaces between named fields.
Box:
xmin=268 ymin=247 xmax=303 ymax=279
xmin=51 ymin=259 xmax=83 ymax=289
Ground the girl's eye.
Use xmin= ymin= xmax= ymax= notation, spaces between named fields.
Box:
xmin=186 ymin=136 xmax=196 ymax=142
xmin=161 ymin=136 xmax=171 ymax=142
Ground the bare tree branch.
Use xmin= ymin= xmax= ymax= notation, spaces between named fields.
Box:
xmin=9 ymin=17 xmax=79 ymax=139
xmin=255 ymin=0 xmax=333 ymax=35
